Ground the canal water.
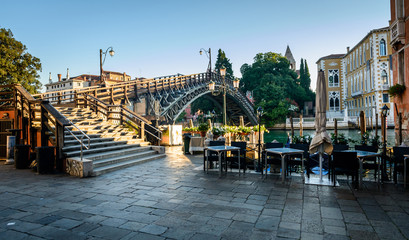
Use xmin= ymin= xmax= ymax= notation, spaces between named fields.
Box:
xmin=265 ymin=129 xmax=396 ymax=147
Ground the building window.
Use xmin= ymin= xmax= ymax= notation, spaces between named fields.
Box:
xmin=329 ymin=91 xmax=340 ymax=111
xmin=398 ymin=50 xmax=405 ymax=84
xmin=383 ymin=94 xmax=389 ymax=103
xmin=380 ymin=39 xmax=386 ymax=56
xmin=381 ymin=70 xmax=388 ymax=85
xmin=328 ymin=69 xmax=339 ymax=87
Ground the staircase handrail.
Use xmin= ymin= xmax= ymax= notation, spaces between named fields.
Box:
xmin=83 ymin=94 xmax=162 ymax=143
xmin=64 ymin=118 xmax=91 ymax=161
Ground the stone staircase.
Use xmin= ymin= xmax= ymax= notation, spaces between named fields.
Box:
xmin=56 ymin=107 xmax=165 ymax=176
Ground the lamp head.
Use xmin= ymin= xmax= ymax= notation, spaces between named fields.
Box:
xmin=220 ymin=66 xmax=226 ymax=77
xmin=208 ymin=81 xmax=215 ymax=91
xmin=109 ymin=48 xmax=115 ymax=56
xmin=257 ymin=106 xmax=263 ymax=116
xmin=199 ymin=50 xmax=203 ymax=55
xmin=381 ymin=104 xmax=389 ymax=116
xmin=233 ymin=78 xmax=240 ymax=89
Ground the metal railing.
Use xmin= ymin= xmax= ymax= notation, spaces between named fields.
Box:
xmin=64 ymin=118 xmax=91 ymax=161
xmin=81 ymin=94 xmax=162 ymax=144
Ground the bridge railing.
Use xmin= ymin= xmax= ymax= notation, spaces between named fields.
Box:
xmin=79 ymin=94 xmax=162 ymax=145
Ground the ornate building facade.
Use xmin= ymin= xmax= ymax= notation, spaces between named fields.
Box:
xmin=317 ymin=27 xmax=394 ymax=127
xmin=389 ymin=0 xmax=409 ymax=145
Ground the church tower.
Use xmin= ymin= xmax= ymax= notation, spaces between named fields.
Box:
xmin=284 ymin=45 xmax=296 ymax=71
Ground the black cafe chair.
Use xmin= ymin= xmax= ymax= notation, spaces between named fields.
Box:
xmin=331 ymin=151 xmax=359 ymax=188
xmin=288 ymin=143 xmax=310 ymax=176
xmin=354 ymin=145 xmax=379 ymax=181
xmin=262 ymin=142 xmax=283 ymax=173
xmin=393 ymin=146 xmax=409 ymax=187
xmin=203 ymin=140 xmax=225 ymax=171
xmin=228 ymin=141 xmax=247 ymax=173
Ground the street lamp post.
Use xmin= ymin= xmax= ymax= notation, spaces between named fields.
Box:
xmin=207 ymin=66 xmax=239 ymax=126
xmin=220 ymin=67 xmax=227 ymax=125
xmin=381 ymin=104 xmax=390 ymax=181
xmin=199 ymin=48 xmax=212 ymax=74
xmin=257 ymin=106 xmax=263 ymax=173
xmin=100 ymin=47 xmax=115 ymax=85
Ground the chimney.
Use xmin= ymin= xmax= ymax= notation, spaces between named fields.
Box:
xmin=347 ymin=47 xmax=350 ymax=53
xmin=49 ymin=72 xmax=52 ymax=84
xmin=57 ymin=74 xmax=62 ymax=82
xmin=123 ymin=72 xmax=126 ymax=81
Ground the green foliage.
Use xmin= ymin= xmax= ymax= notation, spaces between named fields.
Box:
xmin=291 ymin=135 xmax=312 ymax=144
xmin=215 ymin=49 xmax=234 ymax=79
xmin=191 ymin=98 xmax=218 ymax=117
xmin=212 ymin=126 xmax=226 ymax=136
xmin=0 ymin=28 xmax=42 ymax=93
xmin=182 ymin=126 xmax=198 ymax=132
xmin=176 ymin=111 xmax=186 ymax=122
xmin=238 ymin=126 xmax=252 ymax=134
xmin=197 ymin=122 xmax=210 ymax=132
xmin=240 ymin=52 xmax=312 ymax=127
xmin=388 ymin=83 xmax=406 ymax=97
xmin=252 ymin=125 xmax=268 ymax=132
xmin=330 ymin=133 xmax=349 ymax=145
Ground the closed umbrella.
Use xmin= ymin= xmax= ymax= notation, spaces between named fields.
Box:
xmin=309 ymin=70 xmax=333 ymax=182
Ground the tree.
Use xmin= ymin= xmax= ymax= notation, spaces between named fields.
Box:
xmin=0 ymin=28 xmax=42 ymax=93
xmin=299 ymin=59 xmax=315 ymax=101
xmin=240 ymin=52 xmax=309 ymax=126
xmin=214 ymin=49 xmax=234 ymax=79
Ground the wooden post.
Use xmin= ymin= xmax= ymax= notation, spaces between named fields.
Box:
xmin=140 ymin=121 xmax=145 ymax=140
xmin=375 ymin=113 xmax=378 ymax=137
xmin=334 ymin=119 xmax=338 ymax=139
xmin=290 ymin=116 xmax=294 ymax=139
xmin=299 ymin=114 xmax=303 ymax=137
xmin=55 ymin=122 xmax=64 ymax=173
xmin=40 ymin=104 xmax=48 ymax=147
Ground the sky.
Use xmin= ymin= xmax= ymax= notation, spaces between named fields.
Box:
xmin=1 ymin=0 xmax=391 ymax=92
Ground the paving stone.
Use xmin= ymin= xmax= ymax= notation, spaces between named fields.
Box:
xmin=49 ymin=218 xmax=83 ymax=229
xmin=88 ymin=225 xmax=131 ymax=240
xmin=139 ymin=224 xmax=168 ymax=235
xmin=276 ymin=227 xmax=301 ymax=239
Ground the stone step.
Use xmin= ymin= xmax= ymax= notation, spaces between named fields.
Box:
xmin=92 ymin=149 xmax=156 ymax=168
xmin=64 ymin=137 xmax=115 ymax=147
xmin=64 ymin=142 xmax=139 ymax=158
xmin=63 ymin=139 xmax=129 ymax=152
xmin=92 ymin=153 xmax=166 ymax=176
xmin=83 ymin=146 xmax=152 ymax=161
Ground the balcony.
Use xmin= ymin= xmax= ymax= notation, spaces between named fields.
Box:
xmin=390 ymin=18 xmax=405 ymax=46
xmin=351 ymin=90 xmax=363 ymax=98
xmin=381 ymin=84 xmax=390 ymax=91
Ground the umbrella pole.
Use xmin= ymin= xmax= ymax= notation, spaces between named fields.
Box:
xmin=319 ymin=144 xmax=323 ymax=182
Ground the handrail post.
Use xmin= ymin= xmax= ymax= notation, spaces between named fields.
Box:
xmin=141 ymin=121 xmax=145 ymax=140
xmin=40 ymin=102 xmax=49 ymax=147
xmin=55 ymin=121 xmax=64 ymax=172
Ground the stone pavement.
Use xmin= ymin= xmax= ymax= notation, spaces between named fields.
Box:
xmin=1 ymin=146 xmax=409 ymax=240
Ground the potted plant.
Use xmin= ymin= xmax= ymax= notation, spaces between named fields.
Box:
xmin=238 ymin=126 xmax=252 ymax=135
xmin=388 ymin=83 xmax=406 ymax=98
xmin=252 ymin=125 xmax=268 ymax=133
xmin=197 ymin=123 xmax=209 ymax=137
xmin=212 ymin=126 xmax=226 ymax=139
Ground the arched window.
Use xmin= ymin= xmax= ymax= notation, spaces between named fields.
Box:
xmin=380 ymin=39 xmax=386 ymax=56
xmin=329 ymin=91 xmax=340 ymax=112
xmin=381 ymin=70 xmax=388 ymax=85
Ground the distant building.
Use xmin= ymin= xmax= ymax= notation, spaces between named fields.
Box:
xmin=389 ymin=0 xmax=409 ymax=144
xmin=316 ymin=54 xmax=345 ymax=119
xmin=45 ymin=69 xmax=132 ymax=102
xmin=316 ymin=27 xmax=394 ymax=127
xmin=284 ymin=45 xmax=297 ymax=72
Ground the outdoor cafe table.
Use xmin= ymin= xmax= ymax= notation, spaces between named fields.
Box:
xmin=340 ymin=150 xmax=381 ymax=189
xmin=205 ymin=145 xmax=241 ymax=177
xmin=264 ymin=147 xmax=304 ymax=182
